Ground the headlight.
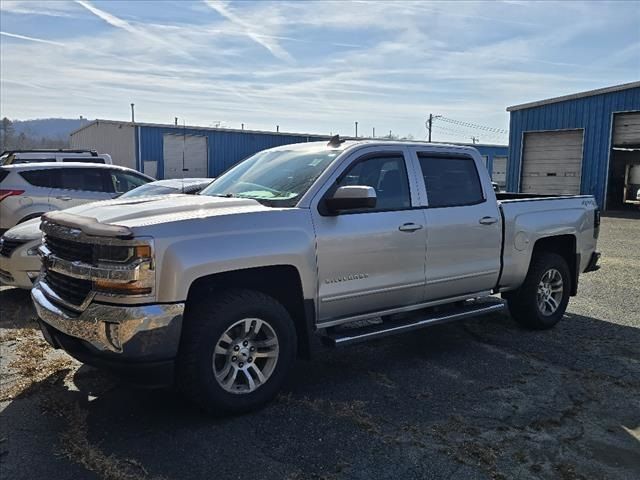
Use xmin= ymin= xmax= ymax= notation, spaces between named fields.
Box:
xmin=96 ymin=244 xmax=152 ymax=263
xmin=93 ymin=241 xmax=154 ymax=297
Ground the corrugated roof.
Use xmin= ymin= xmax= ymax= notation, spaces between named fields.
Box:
xmin=506 ymin=81 xmax=640 ymax=112
xmin=69 ymin=119 xmax=335 ymax=139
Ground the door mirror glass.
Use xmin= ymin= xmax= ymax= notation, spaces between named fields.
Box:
xmin=326 ymin=186 xmax=376 ymax=213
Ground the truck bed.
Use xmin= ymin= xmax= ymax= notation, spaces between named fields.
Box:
xmin=496 ymin=193 xmax=599 ymax=293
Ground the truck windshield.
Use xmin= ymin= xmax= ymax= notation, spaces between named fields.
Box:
xmin=200 ymin=148 xmax=341 ymax=207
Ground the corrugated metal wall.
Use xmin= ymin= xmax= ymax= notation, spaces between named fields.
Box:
xmin=71 ymin=121 xmax=136 ymax=169
xmin=138 ymin=126 xmax=330 ymax=179
xmin=507 ymin=86 xmax=640 ymax=208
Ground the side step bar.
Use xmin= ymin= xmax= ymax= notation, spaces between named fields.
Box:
xmin=323 ymin=299 xmax=506 ymax=347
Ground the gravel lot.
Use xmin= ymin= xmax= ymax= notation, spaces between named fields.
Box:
xmin=1 ymin=214 xmax=639 ymax=480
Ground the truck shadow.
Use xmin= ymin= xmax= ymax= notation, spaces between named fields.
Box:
xmin=1 ymin=311 xmax=639 ymax=479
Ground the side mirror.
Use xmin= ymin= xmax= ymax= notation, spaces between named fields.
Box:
xmin=325 ymin=186 xmax=376 ymax=213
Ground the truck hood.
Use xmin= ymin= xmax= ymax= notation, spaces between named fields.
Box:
xmin=50 ymin=195 xmax=269 ymax=231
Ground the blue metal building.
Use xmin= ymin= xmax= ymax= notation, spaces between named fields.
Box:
xmin=71 ymin=119 xmax=507 ymax=184
xmin=506 ymin=81 xmax=640 ymax=210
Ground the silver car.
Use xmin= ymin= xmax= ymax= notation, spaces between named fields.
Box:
xmin=0 ymin=218 xmax=41 ymax=288
xmin=0 ymin=162 xmax=154 ymax=234
xmin=0 ymin=178 xmax=212 ymax=289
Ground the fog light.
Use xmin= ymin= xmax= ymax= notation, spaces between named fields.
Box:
xmin=105 ymin=322 xmax=122 ymax=351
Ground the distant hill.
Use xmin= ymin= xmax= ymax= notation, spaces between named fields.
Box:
xmin=11 ymin=118 xmax=92 ymax=139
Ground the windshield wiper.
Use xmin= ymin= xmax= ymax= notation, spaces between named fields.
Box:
xmin=212 ymin=193 xmax=235 ymax=198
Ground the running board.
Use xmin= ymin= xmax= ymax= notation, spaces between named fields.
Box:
xmin=323 ymin=299 xmax=506 ymax=347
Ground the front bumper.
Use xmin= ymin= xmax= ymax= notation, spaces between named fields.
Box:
xmin=32 ymin=283 xmax=185 ymax=383
xmin=38 ymin=320 xmax=176 ymax=387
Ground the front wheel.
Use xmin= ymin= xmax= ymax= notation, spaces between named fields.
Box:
xmin=504 ymin=252 xmax=571 ymax=330
xmin=177 ymin=289 xmax=297 ymax=414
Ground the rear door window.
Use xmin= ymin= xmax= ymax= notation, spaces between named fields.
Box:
xmin=58 ymin=168 xmax=112 ymax=192
xmin=20 ymin=170 xmax=57 ymax=188
xmin=0 ymin=170 xmax=9 ymax=183
xmin=418 ymin=155 xmax=484 ymax=208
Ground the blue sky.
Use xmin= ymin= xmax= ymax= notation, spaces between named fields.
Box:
xmin=1 ymin=0 xmax=638 ymax=143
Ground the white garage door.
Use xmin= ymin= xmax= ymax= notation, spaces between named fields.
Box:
xmin=613 ymin=112 xmax=640 ymax=147
xmin=521 ymin=130 xmax=583 ymax=195
xmin=163 ymin=134 xmax=208 ymax=179
xmin=492 ymin=156 xmax=507 ymax=187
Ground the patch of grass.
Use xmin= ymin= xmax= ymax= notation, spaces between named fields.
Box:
xmin=279 ymin=395 xmax=382 ymax=435
xmin=42 ymin=397 xmax=164 ymax=480
xmin=0 ymin=328 xmax=72 ymax=401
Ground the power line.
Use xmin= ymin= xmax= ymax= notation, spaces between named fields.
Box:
xmin=432 ymin=124 xmax=507 ymax=144
xmin=436 ymin=116 xmax=508 ymax=135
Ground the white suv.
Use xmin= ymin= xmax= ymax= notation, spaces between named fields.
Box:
xmin=0 ymin=162 xmax=154 ymax=233
xmin=0 ymin=149 xmax=112 ymax=165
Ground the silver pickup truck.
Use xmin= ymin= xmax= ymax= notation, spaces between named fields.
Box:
xmin=32 ymin=138 xmax=601 ymax=413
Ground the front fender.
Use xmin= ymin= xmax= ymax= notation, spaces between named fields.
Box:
xmin=152 ymin=210 xmax=318 ymax=302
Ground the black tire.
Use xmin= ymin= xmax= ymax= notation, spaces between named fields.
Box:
xmin=177 ymin=288 xmax=297 ymax=415
xmin=504 ymin=252 xmax=571 ymax=330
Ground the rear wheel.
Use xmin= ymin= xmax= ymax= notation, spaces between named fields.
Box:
xmin=505 ymin=252 xmax=571 ymax=330
xmin=177 ymin=289 xmax=297 ymax=414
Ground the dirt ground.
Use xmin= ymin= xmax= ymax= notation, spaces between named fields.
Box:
xmin=1 ymin=214 xmax=638 ymax=480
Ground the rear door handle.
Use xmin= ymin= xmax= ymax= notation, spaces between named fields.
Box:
xmin=479 ymin=216 xmax=498 ymax=225
xmin=398 ymin=223 xmax=424 ymax=232
xmin=56 ymin=196 xmax=72 ymax=201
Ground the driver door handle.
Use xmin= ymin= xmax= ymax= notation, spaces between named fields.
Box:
xmin=479 ymin=216 xmax=498 ymax=225
xmin=56 ymin=196 xmax=72 ymax=201
xmin=398 ymin=223 xmax=423 ymax=232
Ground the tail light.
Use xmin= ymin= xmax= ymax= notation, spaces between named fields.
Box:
xmin=594 ymin=209 xmax=600 ymax=238
xmin=0 ymin=189 xmax=25 ymax=202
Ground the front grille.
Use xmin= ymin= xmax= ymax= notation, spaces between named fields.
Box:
xmin=0 ymin=237 xmax=26 ymax=257
xmin=45 ymin=235 xmax=94 ymax=263
xmin=45 ymin=270 xmax=92 ymax=307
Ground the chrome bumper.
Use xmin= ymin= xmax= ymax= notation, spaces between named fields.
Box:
xmin=31 ymin=283 xmax=184 ymax=360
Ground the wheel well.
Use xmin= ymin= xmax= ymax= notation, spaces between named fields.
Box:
xmin=186 ymin=265 xmax=313 ymax=358
xmin=532 ymin=234 xmax=578 ymax=295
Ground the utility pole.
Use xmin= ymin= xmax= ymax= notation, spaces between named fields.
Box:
xmin=426 ymin=114 xmax=441 ymax=142
xmin=175 ymin=117 xmax=178 ymax=126
xmin=355 ymin=121 xmax=358 ymax=138
xmin=130 ymin=103 xmax=135 ymax=123
xmin=372 ymin=127 xmax=375 ymax=138
xmin=276 ymin=125 xmax=279 ymax=133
